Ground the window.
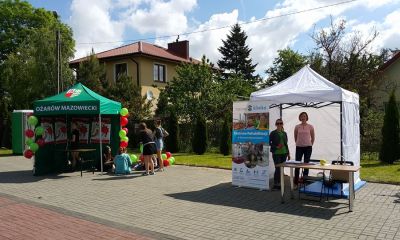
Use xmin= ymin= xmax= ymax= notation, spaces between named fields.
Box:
xmin=115 ymin=63 xmax=127 ymax=81
xmin=153 ymin=64 xmax=166 ymax=82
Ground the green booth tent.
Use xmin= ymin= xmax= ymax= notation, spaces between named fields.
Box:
xmin=32 ymin=83 xmax=122 ymax=176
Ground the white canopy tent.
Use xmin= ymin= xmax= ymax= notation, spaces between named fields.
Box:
xmin=250 ymin=65 xmax=361 ymax=183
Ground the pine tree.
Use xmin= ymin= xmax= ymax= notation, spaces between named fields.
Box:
xmin=77 ymin=49 xmax=106 ymax=94
xmin=217 ymin=23 xmax=258 ymax=85
xmin=379 ymin=91 xmax=400 ymax=164
xmin=165 ymin=111 xmax=179 ymax=153
xmin=219 ymin=117 xmax=231 ymax=155
xmin=192 ymin=117 xmax=207 ymax=155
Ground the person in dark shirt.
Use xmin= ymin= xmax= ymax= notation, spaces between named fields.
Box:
xmin=269 ymin=118 xmax=290 ymax=189
xmin=70 ymin=122 xmax=80 ymax=170
xmin=138 ymin=122 xmax=157 ymax=176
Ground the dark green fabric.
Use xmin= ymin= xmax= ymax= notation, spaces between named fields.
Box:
xmin=33 ymin=83 xmax=121 ymax=115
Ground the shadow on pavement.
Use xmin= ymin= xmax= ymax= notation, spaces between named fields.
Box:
xmin=91 ymin=173 xmax=142 ymax=181
xmin=166 ymin=182 xmax=342 ymax=220
xmin=0 ymin=170 xmax=69 ymax=183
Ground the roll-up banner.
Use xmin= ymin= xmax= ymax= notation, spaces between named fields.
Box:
xmin=232 ymin=101 xmax=270 ymax=190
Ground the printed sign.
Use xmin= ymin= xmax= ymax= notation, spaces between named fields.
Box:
xmin=232 ymin=101 xmax=270 ymax=190
xmin=41 ymin=118 xmax=54 ymax=144
xmin=90 ymin=118 xmax=111 ymax=143
xmin=54 ymin=118 xmax=67 ymax=144
xmin=72 ymin=118 xmax=89 ymax=144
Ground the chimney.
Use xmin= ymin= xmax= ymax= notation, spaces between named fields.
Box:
xmin=167 ymin=40 xmax=189 ymax=59
xmin=138 ymin=41 xmax=142 ymax=52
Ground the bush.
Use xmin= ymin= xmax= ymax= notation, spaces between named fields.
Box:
xmin=379 ymin=91 xmax=400 ymax=164
xmin=219 ymin=117 xmax=231 ymax=155
xmin=165 ymin=111 xmax=179 ymax=153
xmin=192 ymin=117 xmax=207 ymax=155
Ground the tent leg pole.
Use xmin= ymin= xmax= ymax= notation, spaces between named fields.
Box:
xmin=340 ymin=102 xmax=343 ymax=162
xmin=99 ymin=114 xmax=103 ymax=175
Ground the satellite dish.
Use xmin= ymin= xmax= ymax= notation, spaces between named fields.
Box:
xmin=146 ymin=90 xmax=154 ymax=101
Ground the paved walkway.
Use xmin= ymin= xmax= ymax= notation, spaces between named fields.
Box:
xmin=0 ymin=155 xmax=399 ymax=240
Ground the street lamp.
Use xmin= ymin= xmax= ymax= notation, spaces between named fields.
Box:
xmin=53 ymin=11 xmax=61 ymax=93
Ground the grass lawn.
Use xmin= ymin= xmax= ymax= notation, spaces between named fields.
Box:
xmin=0 ymin=148 xmax=12 ymax=156
xmin=361 ymin=159 xmax=400 ymax=184
xmin=173 ymin=153 xmax=231 ymax=169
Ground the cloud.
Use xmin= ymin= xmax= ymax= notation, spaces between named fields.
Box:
xmin=123 ymin=0 xmax=197 ymax=35
xmin=69 ymin=0 xmax=398 ymax=76
xmin=350 ymin=9 xmax=400 ymax=52
xmin=70 ymin=0 xmax=125 ymax=58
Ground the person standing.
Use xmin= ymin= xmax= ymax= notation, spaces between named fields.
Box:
xmin=154 ymin=119 xmax=168 ymax=172
xmin=269 ymin=119 xmax=290 ymax=189
xmin=138 ymin=123 xmax=157 ymax=176
xmin=294 ymin=112 xmax=315 ymax=184
xmin=70 ymin=122 xmax=80 ymax=170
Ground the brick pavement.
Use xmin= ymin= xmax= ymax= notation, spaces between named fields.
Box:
xmin=0 ymin=155 xmax=400 ymax=240
xmin=0 ymin=195 xmax=152 ymax=240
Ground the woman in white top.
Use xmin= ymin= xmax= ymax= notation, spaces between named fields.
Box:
xmin=294 ymin=112 xmax=315 ymax=184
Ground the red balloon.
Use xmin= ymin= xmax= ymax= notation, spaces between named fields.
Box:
xmin=166 ymin=152 xmax=172 ymax=159
xmin=24 ymin=149 xmax=34 ymax=159
xmin=120 ymin=141 xmax=128 ymax=148
xmin=122 ymin=127 xmax=128 ymax=134
xmin=139 ymin=154 xmax=144 ymax=161
xmin=25 ymin=129 xmax=34 ymax=138
xmin=36 ymin=138 xmax=45 ymax=147
xmin=163 ymin=159 xmax=170 ymax=167
xmin=120 ymin=117 xmax=128 ymax=127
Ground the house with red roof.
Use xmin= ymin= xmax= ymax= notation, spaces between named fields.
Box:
xmin=374 ymin=50 xmax=400 ymax=110
xmin=69 ymin=40 xmax=199 ymax=107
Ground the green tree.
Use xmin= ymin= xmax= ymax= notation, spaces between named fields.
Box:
xmin=217 ymin=23 xmax=258 ymax=85
xmin=157 ymin=56 xmax=220 ymax=123
xmin=0 ymin=1 xmax=74 ymax=147
xmin=192 ymin=117 xmax=207 ymax=154
xmin=77 ymin=49 xmax=106 ymax=94
xmin=106 ymin=75 xmax=152 ymax=122
xmin=263 ymin=48 xmax=307 ymax=87
xmin=165 ymin=111 xmax=179 ymax=153
xmin=219 ymin=116 xmax=231 ymax=155
xmin=379 ymin=91 xmax=400 ymax=164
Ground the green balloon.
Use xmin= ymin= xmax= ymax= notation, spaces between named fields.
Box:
xmin=121 ymin=136 xmax=129 ymax=142
xmin=120 ymin=108 xmax=129 ymax=116
xmin=28 ymin=116 xmax=38 ymax=126
xmin=130 ymin=154 xmax=138 ymax=164
xmin=162 ymin=153 xmax=167 ymax=160
xmin=119 ymin=129 xmax=127 ymax=138
xmin=29 ymin=143 xmax=39 ymax=152
xmin=35 ymin=126 xmax=44 ymax=136
xmin=25 ymin=138 xmax=34 ymax=146
xmin=169 ymin=157 xmax=175 ymax=164
xmin=140 ymin=144 xmax=143 ymax=153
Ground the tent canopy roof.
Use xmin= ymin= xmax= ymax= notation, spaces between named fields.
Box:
xmin=33 ymin=83 xmax=121 ymax=115
xmin=250 ymin=65 xmax=359 ymax=105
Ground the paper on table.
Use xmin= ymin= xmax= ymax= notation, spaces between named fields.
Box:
xmin=285 ymin=160 xmax=302 ymax=164
xmin=285 ymin=160 xmax=318 ymax=165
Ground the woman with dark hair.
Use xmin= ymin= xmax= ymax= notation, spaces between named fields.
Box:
xmin=269 ymin=119 xmax=290 ymax=189
xmin=138 ymin=122 xmax=157 ymax=176
xmin=294 ymin=112 xmax=315 ymax=184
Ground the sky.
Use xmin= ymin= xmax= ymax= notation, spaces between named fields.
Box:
xmin=27 ymin=0 xmax=400 ymax=76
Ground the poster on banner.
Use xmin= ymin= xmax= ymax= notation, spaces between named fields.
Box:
xmin=41 ymin=118 xmax=54 ymax=144
xmin=90 ymin=118 xmax=111 ymax=143
xmin=54 ymin=118 xmax=67 ymax=144
xmin=72 ymin=118 xmax=89 ymax=144
xmin=232 ymin=101 xmax=270 ymax=190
